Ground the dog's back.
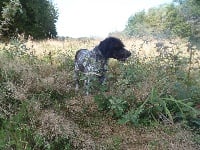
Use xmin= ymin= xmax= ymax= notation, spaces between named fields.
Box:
xmin=75 ymin=49 xmax=88 ymax=61
xmin=75 ymin=48 xmax=106 ymax=73
xmin=75 ymin=49 xmax=97 ymax=73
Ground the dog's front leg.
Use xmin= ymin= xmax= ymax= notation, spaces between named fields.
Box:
xmin=84 ymin=74 xmax=91 ymax=95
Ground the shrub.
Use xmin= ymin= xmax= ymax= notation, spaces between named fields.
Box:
xmin=119 ymin=88 xmax=199 ymax=125
xmin=95 ymin=40 xmax=200 ymax=127
xmin=94 ymin=94 xmax=128 ymax=118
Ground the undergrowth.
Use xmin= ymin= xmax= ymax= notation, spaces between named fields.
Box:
xmin=0 ymin=37 xmax=73 ymax=149
xmin=0 ymin=102 xmax=71 ymax=150
xmin=94 ymin=41 xmax=200 ymax=128
xmin=0 ymin=36 xmax=199 ymax=149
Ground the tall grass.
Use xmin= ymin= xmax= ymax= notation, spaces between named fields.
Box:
xmin=0 ymin=36 xmax=199 ymax=149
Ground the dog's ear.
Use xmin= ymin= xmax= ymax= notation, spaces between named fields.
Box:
xmin=99 ymin=39 xmax=111 ymax=58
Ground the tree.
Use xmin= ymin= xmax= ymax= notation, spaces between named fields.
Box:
xmin=0 ymin=0 xmax=58 ymax=39
xmin=163 ymin=4 xmax=192 ymax=37
xmin=124 ymin=10 xmax=147 ymax=37
xmin=0 ymin=0 xmax=22 ymax=38
xmin=124 ymin=3 xmax=193 ymax=38
xmin=175 ymin=0 xmax=200 ymax=40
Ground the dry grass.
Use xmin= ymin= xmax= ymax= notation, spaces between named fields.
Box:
xmin=0 ymin=36 xmax=199 ymax=149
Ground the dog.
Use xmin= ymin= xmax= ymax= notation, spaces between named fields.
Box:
xmin=74 ymin=37 xmax=131 ymax=94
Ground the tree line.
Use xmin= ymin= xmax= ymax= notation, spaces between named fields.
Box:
xmin=0 ymin=0 xmax=58 ymax=40
xmin=124 ymin=0 xmax=200 ymax=40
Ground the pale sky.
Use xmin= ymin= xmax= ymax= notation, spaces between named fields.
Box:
xmin=53 ymin=0 xmax=173 ymax=38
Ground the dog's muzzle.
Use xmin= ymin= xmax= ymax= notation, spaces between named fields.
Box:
xmin=117 ymin=50 xmax=131 ymax=61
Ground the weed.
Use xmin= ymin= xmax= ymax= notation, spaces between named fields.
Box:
xmin=111 ymin=136 xmax=122 ymax=150
xmin=118 ymin=87 xmax=199 ymax=125
xmin=0 ymin=37 xmax=199 ymax=149
xmin=94 ymin=93 xmax=111 ymax=111
xmin=109 ymin=97 xmax=128 ymax=118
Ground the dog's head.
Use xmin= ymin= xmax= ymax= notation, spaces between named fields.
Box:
xmin=99 ymin=37 xmax=131 ymax=61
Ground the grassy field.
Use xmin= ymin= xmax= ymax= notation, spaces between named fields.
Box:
xmin=0 ymin=36 xmax=200 ymax=149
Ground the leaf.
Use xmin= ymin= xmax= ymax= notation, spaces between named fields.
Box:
xmin=161 ymin=100 xmax=174 ymax=123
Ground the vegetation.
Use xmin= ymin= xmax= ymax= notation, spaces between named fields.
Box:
xmin=0 ymin=36 xmax=199 ymax=149
xmin=0 ymin=0 xmax=58 ymax=39
xmin=0 ymin=0 xmax=200 ymax=149
xmin=124 ymin=0 xmax=200 ymax=39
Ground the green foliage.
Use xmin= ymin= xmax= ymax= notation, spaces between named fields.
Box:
xmin=0 ymin=0 xmax=58 ymax=39
xmin=0 ymin=0 xmax=22 ymax=38
xmin=32 ymin=89 xmax=67 ymax=110
xmin=125 ymin=11 xmax=147 ymax=36
xmin=177 ymin=0 xmax=200 ymax=44
xmin=0 ymin=38 xmax=74 ymax=149
xmin=125 ymin=2 xmax=193 ymax=38
xmin=0 ymin=102 xmax=34 ymax=149
xmin=94 ymin=94 xmax=111 ymax=111
xmin=175 ymin=0 xmax=200 ymax=18
xmin=17 ymin=0 xmax=58 ymax=39
xmin=94 ymin=41 xmax=200 ymax=127
xmin=109 ymin=97 xmax=128 ymax=118
xmin=94 ymin=94 xmax=128 ymax=118
xmin=1 ymin=37 xmax=30 ymax=59
xmin=118 ymin=88 xmax=199 ymax=126
xmin=0 ymin=102 xmax=71 ymax=150
xmin=118 ymin=95 xmax=148 ymax=125
xmin=108 ymin=136 xmax=122 ymax=150
xmin=164 ymin=4 xmax=192 ymax=37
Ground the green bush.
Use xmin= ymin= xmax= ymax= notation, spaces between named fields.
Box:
xmin=94 ymin=94 xmax=111 ymax=111
xmin=94 ymin=94 xmax=128 ymax=118
xmin=94 ymin=44 xmax=200 ymax=127
xmin=119 ymin=88 xmax=199 ymax=125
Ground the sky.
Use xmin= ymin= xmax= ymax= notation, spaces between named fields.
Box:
xmin=53 ymin=0 xmax=173 ymax=38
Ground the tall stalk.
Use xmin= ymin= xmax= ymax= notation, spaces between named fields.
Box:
xmin=187 ymin=41 xmax=193 ymax=85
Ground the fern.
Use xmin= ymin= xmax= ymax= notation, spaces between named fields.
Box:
xmin=162 ymin=97 xmax=199 ymax=119
xmin=160 ymin=100 xmax=173 ymax=123
xmin=118 ymin=87 xmax=200 ymax=125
